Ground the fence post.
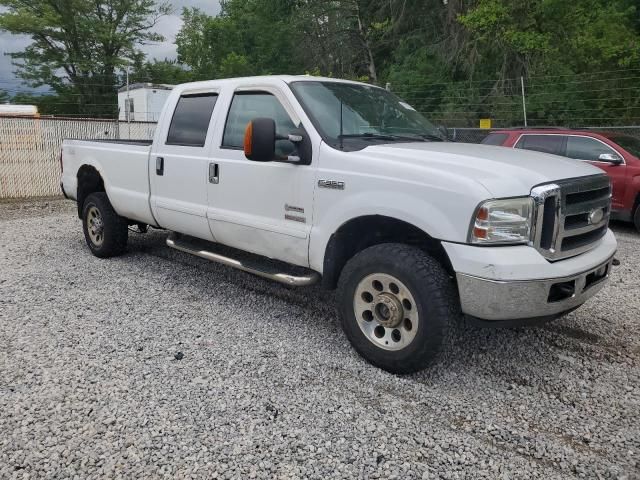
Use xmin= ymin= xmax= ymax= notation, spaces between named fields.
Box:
xmin=520 ymin=76 xmax=528 ymax=127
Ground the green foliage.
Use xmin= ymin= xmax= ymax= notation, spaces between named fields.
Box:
xmin=126 ymin=58 xmax=194 ymax=85
xmin=10 ymin=92 xmax=79 ymax=116
xmin=176 ymin=1 xmax=302 ymax=80
xmin=0 ymin=0 xmax=171 ymax=117
xmin=2 ymin=0 xmax=640 ymax=125
xmin=172 ymin=0 xmax=639 ymax=126
xmin=453 ymin=0 xmax=640 ymax=125
xmin=0 ymin=89 xmax=9 ymax=103
xmin=458 ymin=0 xmax=639 ymax=75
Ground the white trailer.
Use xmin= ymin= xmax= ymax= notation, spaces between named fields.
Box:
xmin=117 ymin=83 xmax=172 ymax=122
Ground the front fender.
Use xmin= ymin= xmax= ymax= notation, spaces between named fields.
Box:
xmin=308 ymin=189 xmax=471 ymax=273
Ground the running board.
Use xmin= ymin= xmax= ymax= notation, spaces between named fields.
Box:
xmin=166 ymin=233 xmax=320 ymax=287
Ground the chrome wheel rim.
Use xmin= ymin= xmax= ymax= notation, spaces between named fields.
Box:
xmin=87 ymin=206 xmax=104 ymax=247
xmin=353 ymin=273 xmax=419 ymax=351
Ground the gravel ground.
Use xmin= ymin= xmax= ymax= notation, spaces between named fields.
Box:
xmin=1 ymin=198 xmax=638 ymax=480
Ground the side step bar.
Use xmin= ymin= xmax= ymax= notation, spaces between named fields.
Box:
xmin=166 ymin=233 xmax=320 ymax=287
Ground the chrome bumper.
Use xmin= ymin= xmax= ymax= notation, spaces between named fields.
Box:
xmin=456 ymin=255 xmax=615 ymax=321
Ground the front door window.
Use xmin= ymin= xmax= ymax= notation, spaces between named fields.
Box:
xmin=566 ymin=136 xmax=617 ymax=162
xmin=222 ymin=92 xmax=297 ymax=156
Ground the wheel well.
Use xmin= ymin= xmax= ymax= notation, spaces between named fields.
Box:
xmin=633 ymin=192 xmax=640 ymax=222
xmin=76 ymin=165 xmax=105 ymax=218
xmin=322 ymin=215 xmax=453 ymax=289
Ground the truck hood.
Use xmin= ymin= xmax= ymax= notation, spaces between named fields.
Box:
xmin=362 ymin=142 xmax=604 ymax=197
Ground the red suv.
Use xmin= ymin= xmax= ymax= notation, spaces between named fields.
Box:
xmin=482 ymin=129 xmax=640 ymax=231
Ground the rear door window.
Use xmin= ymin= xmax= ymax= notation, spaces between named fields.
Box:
xmin=514 ymin=134 xmax=565 ymax=156
xmin=166 ymin=93 xmax=218 ymax=147
xmin=566 ymin=136 xmax=617 ymax=161
xmin=481 ymin=133 xmax=509 ymax=145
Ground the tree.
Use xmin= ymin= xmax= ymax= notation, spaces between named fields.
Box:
xmin=126 ymin=57 xmax=194 ymax=85
xmin=11 ymin=92 xmax=76 ymax=116
xmin=175 ymin=7 xmax=217 ymax=79
xmin=457 ymin=0 xmax=640 ymax=78
xmin=454 ymin=0 xmax=640 ymax=125
xmin=294 ymin=0 xmax=390 ymax=82
xmin=4 ymin=0 xmax=638 ymax=125
xmin=0 ymin=89 xmax=9 ymax=103
xmin=176 ymin=1 xmax=303 ymax=80
xmin=0 ymin=0 xmax=171 ymax=117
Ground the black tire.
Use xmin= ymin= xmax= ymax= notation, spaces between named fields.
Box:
xmin=634 ymin=204 xmax=640 ymax=233
xmin=337 ymin=243 xmax=459 ymax=374
xmin=81 ymin=192 xmax=128 ymax=258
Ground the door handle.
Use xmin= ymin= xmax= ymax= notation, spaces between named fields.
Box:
xmin=156 ymin=157 xmax=164 ymax=176
xmin=209 ymin=162 xmax=219 ymax=184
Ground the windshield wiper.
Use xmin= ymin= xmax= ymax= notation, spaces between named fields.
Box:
xmin=338 ymin=133 xmax=426 ymax=142
xmin=416 ymin=133 xmax=446 ymax=142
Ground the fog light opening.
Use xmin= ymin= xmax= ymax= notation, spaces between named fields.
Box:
xmin=548 ymin=280 xmax=576 ymax=303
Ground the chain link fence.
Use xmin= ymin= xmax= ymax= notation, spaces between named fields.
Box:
xmin=0 ymin=117 xmax=155 ymax=199
xmin=1 ymin=115 xmax=639 ymax=199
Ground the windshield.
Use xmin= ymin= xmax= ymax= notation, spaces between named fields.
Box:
xmin=607 ymin=135 xmax=640 ymax=158
xmin=290 ymin=81 xmax=443 ymax=150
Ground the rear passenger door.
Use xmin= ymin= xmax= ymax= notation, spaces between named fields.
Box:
xmin=150 ymin=90 xmax=219 ymax=241
xmin=514 ymin=134 xmax=566 ymax=156
xmin=565 ymin=135 xmax=627 ymax=211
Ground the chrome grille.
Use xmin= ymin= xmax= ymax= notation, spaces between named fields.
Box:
xmin=531 ymin=175 xmax=611 ymax=261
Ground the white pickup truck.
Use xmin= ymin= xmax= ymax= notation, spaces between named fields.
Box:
xmin=61 ymin=75 xmax=617 ymax=373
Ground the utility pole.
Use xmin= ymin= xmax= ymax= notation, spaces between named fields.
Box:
xmin=520 ymin=76 xmax=528 ymax=127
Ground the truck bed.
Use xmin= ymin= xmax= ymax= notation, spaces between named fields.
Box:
xmin=61 ymin=138 xmax=156 ymax=226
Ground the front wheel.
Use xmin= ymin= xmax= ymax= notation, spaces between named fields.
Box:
xmin=634 ymin=204 xmax=640 ymax=233
xmin=82 ymin=192 xmax=128 ymax=258
xmin=337 ymin=243 xmax=459 ymax=374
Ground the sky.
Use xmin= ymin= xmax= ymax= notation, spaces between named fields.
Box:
xmin=0 ymin=1 xmax=221 ymax=95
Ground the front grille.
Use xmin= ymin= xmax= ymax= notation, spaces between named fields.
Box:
xmin=531 ymin=175 xmax=611 ymax=261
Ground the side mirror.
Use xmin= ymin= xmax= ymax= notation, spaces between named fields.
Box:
xmin=244 ymin=118 xmax=276 ymax=162
xmin=243 ymin=117 xmax=311 ymax=165
xmin=598 ymin=153 xmax=623 ymax=165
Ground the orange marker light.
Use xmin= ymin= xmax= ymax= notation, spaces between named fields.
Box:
xmin=476 ymin=206 xmax=489 ymax=221
xmin=243 ymin=121 xmax=253 ymax=156
xmin=473 ymin=226 xmax=488 ymax=239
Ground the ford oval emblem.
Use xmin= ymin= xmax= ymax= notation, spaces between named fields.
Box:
xmin=588 ymin=208 xmax=604 ymax=225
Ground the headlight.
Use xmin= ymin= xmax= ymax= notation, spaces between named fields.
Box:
xmin=470 ymin=197 xmax=534 ymax=244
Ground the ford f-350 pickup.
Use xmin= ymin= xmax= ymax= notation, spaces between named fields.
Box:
xmin=60 ymin=76 xmax=617 ymax=373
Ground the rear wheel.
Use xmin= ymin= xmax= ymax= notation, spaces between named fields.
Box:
xmin=82 ymin=192 xmax=128 ymax=258
xmin=337 ymin=243 xmax=459 ymax=374
xmin=634 ymin=204 xmax=640 ymax=232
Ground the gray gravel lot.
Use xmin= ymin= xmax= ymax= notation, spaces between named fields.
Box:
xmin=1 ymin=198 xmax=639 ymax=479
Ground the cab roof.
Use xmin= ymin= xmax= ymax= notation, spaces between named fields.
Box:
xmin=173 ymin=75 xmax=379 ymax=93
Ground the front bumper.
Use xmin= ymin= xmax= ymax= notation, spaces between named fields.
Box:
xmin=442 ymin=229 xmax=617 ymax=322
xmin=456 ymin=254 xmax=614 ymax=321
